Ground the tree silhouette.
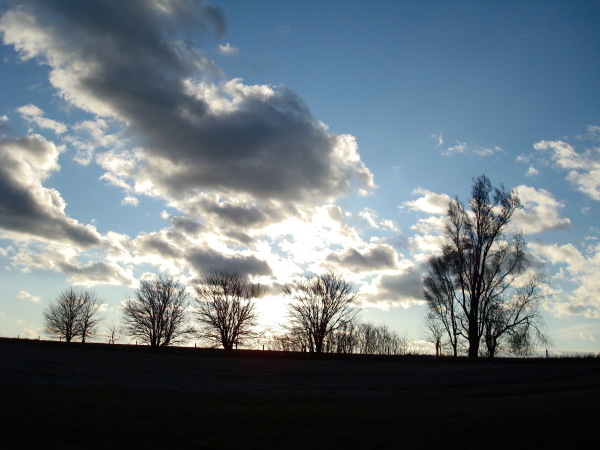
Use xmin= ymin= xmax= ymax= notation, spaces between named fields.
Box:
xmin=193 ymin=270 xmax=266 ymax=350
xmin=122 ymin=274 xmax=190 ymax=348
xmin=423 ymin=175 xmax=548 ymax=358
xmin=283 ymin=271 xmax=360 ymax=353
xmin=43 ymin=287 xmax=104 ymax=343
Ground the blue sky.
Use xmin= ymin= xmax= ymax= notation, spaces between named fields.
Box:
xmin=1 ymin=0 xmax=598 ymax=354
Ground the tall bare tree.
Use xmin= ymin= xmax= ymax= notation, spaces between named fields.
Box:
xmin=43 ymin=287 xmax=104 ymax=343
xmin=122 ymin=274 xmax=190 ymax=348
xmin=193 ymin=270 xmax=266 ymax=350
xmin=423 ymin=175 xmax=548 ymax=358
xmin=282 ymin=271 xmax=360 ymax=353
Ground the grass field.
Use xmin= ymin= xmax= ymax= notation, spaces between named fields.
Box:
xmin=1 ymin=338 xmax=598 ymax=449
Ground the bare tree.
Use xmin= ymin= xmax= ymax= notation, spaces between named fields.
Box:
xmin=43 ymin=287 xmax=104 ymax=343
xmin=356 ymin=322 xmax=408 ymax=355
xmin=482 ymin=273 xmax=550 ymax=357
xmin=423 ymin=175 xmax=548 ymax=358
xmin=78 ymin=290 xmax=104 ymax=343
xmin=421 ymin=311 xmax=447 ymax=357
xmin=106 ymin=322 xmax=123 ymax=344
xmin=122 ymin=274 xmax=190 ymax=348
xmin=282 ymin=271 xmax=360 ymax=353
xmin=193 ymin=270 xmax=266 ymax=350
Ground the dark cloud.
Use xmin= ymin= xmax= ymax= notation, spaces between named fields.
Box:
xmin=1 ymin=0 xmax=374 ymax=208
xmin=364 ymin=267 xmax=426 ymax=307
xmin=0 ymin=135 xmax=102 ymax=247
xmin=185 ymin=247 xmax=272 ymax=277
xmin=137 ymin=234 xmax=182 ymax=260
xmin=170 ymin=216 xmax=204 ymax=235
xmin=325 ymin=244 xmax=398 ymax=272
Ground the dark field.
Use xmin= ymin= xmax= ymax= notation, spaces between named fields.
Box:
xmin=1 ymin=339 xmax=598 ymax=449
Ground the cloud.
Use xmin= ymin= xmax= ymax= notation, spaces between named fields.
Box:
xmin=529 ymin=241 xmax=600 ymax=319
xmin=17 ymin=290 xmax=41 ymax=303
xmin=362 ymin=265 xmax=426 ymax=309
xmin=525 ymin=166 xmax=540 ymax=177
xmin=11 ymin=242 xmax=136 ymax=287
xmin=430 ymin=133 xmax=443 ymax=146
xmin=512 ymin=185 xmax=570 ymax=234
xmin=217 ymin=42 xmax=239 ymax=56
xmin=443 ymin=140 xmax=503 ymax=157
xmin=0 ymin=2 xmax=375 ymax=211
xmin=16 ymin=104 xmax=67 ymax=134
xmin=325 ymin=244 xmax=398 ymax=272
xmin=64 ymin=118 xmax=125 ymax=165
xmin=121 ymin=196 xmax=139 ymax=207
xmin=403 ymin=189 xmax=451 ymax=215
xmin=534 ymin=140 xmax=600 ymax=201
xmin=0 ymin=1 xmax=380 ymax=293
xmin=0 ymin=134 xmax=102 ymax=247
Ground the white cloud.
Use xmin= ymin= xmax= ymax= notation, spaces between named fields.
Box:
xmin=17 ymin=290 xmax=41 ymax=303
xmin=217 ymin=42 xmax=239 ymax=56
xmin=443 ymin=140 xmax=503 ymax=157
xmin=403 ymin=188 xmax=451 ymax=215
xmin=512 ymin=185 xmax=570 ymax=234
xmin=534 ymin=140 xmax=600 ymax=201
xmin=525 ymin=166 xmax=540 ymax=177
xmin=121 ymin=196 xmax=139 ymax=207
xmin=16 ymin=104 xmax=67 ymax=135
xmin=11 ymin=242 xmax=136 ymax=287
xmin=529 ymin=241 xmax=600 ymax=319
xmin=443 ymin=140 xmax=467 ymax=156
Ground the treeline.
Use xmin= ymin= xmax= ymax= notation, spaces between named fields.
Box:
xmin=266 ymin=321 xmax=412 ymax=355
xmin=43 ymin=271 xmax=415 ymax=356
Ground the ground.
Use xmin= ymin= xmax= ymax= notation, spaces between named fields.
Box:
xmin=1 ymin=338 xmax=598 ymax=448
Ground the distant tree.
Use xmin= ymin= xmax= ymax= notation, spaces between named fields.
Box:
xmin=106 ymin=321 xmax=123 ymax=344
xmin=43 ymin=287 xmax=104 ymax=343
xmin=193 ymin=270 xmax=266 ymax=350
xmin=421 ymin=311 xmax=447 ymax=357
xmin=122 ymin=274 xmax=190 ymax=348
xmin=282 ymin=271 xmax=360 ymax=353
xmin=330 ymin=319 xmax=361 ymax=354
xmin=422 ymin=175 xmax=549 ymax=358
xmin=356 ymin=322 xmax=408 ymax=355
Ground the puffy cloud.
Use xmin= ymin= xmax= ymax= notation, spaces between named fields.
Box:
xmin=16 ymin=104 xmax=67 ymax=134
xmin=0 ymin=134 xmax=102 ymax=247
xmin=121 ymin=196 xmax=139 ymax=207
xmin=325 ymin=244 xmax=398 ymax=273
xmin=525 ymin=166 xmax=540 ymax=177
xmin=11 ymin=242 xmax=135 ymax=286
xmin=512 ymin=185 xmax=570 ymax=234
xmin=529 ymin=241 xmax=600 ymax=319
xmin=403 ymin=189 xmax=451 ymax=215
xmin=534 ymin=140 xmax=600 ymax=201
xmin=0 ymin=1 xmax=374 ymax=210
xmin=361 ymin=265 xmax=426 ymax=309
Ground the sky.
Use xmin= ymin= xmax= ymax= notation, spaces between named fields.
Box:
xmin=0 ymin=0 xmax=598 ymax=354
